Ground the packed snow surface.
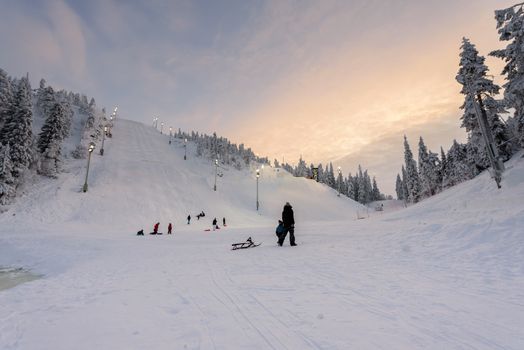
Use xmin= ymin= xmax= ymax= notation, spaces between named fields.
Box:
xmin=1 ymin=120 xmax=523 ymax=349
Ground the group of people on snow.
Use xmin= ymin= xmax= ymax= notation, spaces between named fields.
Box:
xmin=137 ymin=202 xmax=297 ymax=247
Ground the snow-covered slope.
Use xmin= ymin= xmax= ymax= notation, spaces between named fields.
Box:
xmin=1 ymin=119 xmax=364 ymax=233
xmin=0 ymin=120 xmax=523 ymax=350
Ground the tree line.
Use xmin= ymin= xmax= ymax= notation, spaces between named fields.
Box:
xmin=0 ymin=69 xmax=104 ymax=205
xmin=396 ymin=4 xmax=524 ymax=204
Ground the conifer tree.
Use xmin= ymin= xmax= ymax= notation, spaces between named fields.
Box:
xmin=0 ymin=68 xmax=13 ymax=131
xmin=403 ymin=136 xmax=421 ymax=203
xmin=418 ymin=137 xmax=440 ymax=198
xmin=401 ymin=166 xmax=409 ymax=203
xmin=0 ymin=78 xmax=33 ymax=177
xmin=395 ymin=173 xmax=403 ymax=200
xmin=37 ymin=103 xmax=66 ymax=176
xmin=447 ymin=140 xmax=474 ymax=186
xmin=0 ymin=144 xmax=15 ymax=204
xmin=457 ymin=38 xmax=512 ymax=171
xmin=490 ymin=4 xmax=524 ymax=148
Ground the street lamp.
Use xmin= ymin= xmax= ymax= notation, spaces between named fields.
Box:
xmin=169 ymin=127 xmax=173 ymax=144
xmin=214 ymin=158 xmax=218 ymax=191
xmin=100 ymin=126 xmax=107 ymax=156
xmin=256 ymin=168 xmax=260 ymax=211
xmin=160 ymin=122 xmax=164 ymax=134
xmin=83 ymin=142 xmax=96 ymax=193
xmin=184 ymin=138 xmax=187 ymax=160
xmin=337 ymin=166 xmax=341 ymax=197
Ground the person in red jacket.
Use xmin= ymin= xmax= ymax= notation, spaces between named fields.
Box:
xmin=153 ymin=222 xmax=159 ymax=234
xmin=168 ymin=223 xmax=172 ymax=234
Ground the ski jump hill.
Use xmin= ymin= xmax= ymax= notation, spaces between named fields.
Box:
xmin=0 ymin=119 xmax=523 ymax=349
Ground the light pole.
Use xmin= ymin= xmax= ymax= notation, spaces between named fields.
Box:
xmin=109 ymin=116 xmax=113 ymax=136
xmin=83 ymin=142 xmax=95 ymax=193
xmin=337 ymin=166 xmax=341 ymax=197
xmin=100 ymin=126 xmax=107 ymax=155
xmin=169 ymin=127 xmax=172 ymax=144
xmin=160 ymin=122 xmax=164 ymax=134
xmin=256 ymin=168 xmax=260 ymax=211
xmin=214 ymin=158 xmax=218 ymax=191
xmin=184 ymin=138 xmax=187 ymax=160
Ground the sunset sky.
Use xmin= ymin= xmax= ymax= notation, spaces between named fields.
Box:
xmin=0 ymin=0 xmax=516 ymax=194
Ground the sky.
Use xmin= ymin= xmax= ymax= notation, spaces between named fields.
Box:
xmin=0 ymin=0 xmax=517 ymax=194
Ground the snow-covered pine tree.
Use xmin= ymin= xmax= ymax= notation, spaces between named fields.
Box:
xmin=0 ymin=144 xmax=15 ymax=204
xmin=326 ymin=163 xmax=336 ymax=188
xmin=0 ymin=77 xmax=33 ymax=177
xmin=36 ymin=86 xmax=56 ymax=119
xmin=457 ymin=37 xmax=512 ymax=171
xmin=294 ymin=156 xmax=308 ymax=177
xmin=395 ymin=173 xmax=403 ymax=200
xmin=490 ymin=4 xmax=524 ymax=148
xmin=371 ymin=176 xmax=382 ymax=201
xmin=403 ymin=136 xmax=421 ymax=203
xmin=0 ymin=68 xmax=14 ymax=132
xmin=439 ymin=147 xmax=450 ymax=190
xmin=447 ymin=140 xmax=474 ymax=186
xmin=37 ymin=103 xmax=66 ymax=177
xmin=418 ymin=137 xmax=440 ymax=198
xmin=401 ymin=165 xmax=409 ymax=203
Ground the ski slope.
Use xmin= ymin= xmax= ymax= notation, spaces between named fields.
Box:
xmin=1 ymin=120 xmax=523 ymax=349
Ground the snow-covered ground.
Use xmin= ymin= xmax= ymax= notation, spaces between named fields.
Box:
xmin=0 ymin=120 xmax=523 ymax=349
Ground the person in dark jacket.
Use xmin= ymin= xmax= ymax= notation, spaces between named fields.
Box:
xmin=187 ymin=215 xmax=191 ymax=224
xmin=212 ymin=217 xmax=218 ymax=231
xmin=167 ymin=223 xmax=172 ymax=234
xmin=153 ymin=222 xmax=160 ymax=234
xmin=279 ymin=202 xmax=296 ymax=246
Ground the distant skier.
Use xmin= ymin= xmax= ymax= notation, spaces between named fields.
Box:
xmin=223 ymin=217 xmax=226 ymax=226
xmin=153 ymin=222 xmax=160 ymax=234
xmin=278 ymin=202 xmax=296 ymax=246
xmin=168 ymin=223 xmax=172 ymax=234
xmin=212 ymin=218 xmax=218 ymax=231
xmin=187 ymin=215 xmax=191 ymax=225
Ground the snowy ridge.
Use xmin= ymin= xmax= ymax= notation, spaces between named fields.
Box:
xmin=0 ymin=120 xmax=523 ymax=349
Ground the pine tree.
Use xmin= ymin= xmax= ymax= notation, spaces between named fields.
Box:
xmin=371 ymin=176 xmax=381 ymax=201
xmin=0 ymin=144 xmax=15 ymax=204
xmin=439 ymin=147 xmax=450 ymax=190
xmin=403 ymin=136 xmax=421 ymax=203
xmin=447 ymin=140 xmax=474 ymax=186
xmin=395 ymin=173 xmax=403 ymax=200
xmin=0 ymin=78 xmax=33 ymax=177
xmin=457 ymin=38 xmax=512 ymax=171
xmin=401 ymin=166 xmax=409 ymax=203
xmin=490 ymin=4 xmax=524 ymax=148
xmin=418 ymin=137 xmax=440 ymax=198
xmin=0 ymin=68 xmax=14 ymax=132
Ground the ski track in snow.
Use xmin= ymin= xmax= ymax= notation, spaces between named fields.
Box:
xmin=0 ymin=120 xmax=523 ymax=349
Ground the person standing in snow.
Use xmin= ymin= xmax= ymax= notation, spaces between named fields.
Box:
xmin=212 ymin=218 xmax=218 ymax=231
xmin=278 ymin=202 xmax=296 ymax=246
xmin=153 ymin=222 xmax=160 ymax=234
xmin=187 ymin=215 xmax=191 ymax=224
xmin=167 ymin=223 xmax=172 ymax=234
xmin=223 ymin=217 xmax=226 ymax=226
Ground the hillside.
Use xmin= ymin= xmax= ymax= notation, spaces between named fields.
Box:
xmin=0 ymin=120 xmax=523 ymax=349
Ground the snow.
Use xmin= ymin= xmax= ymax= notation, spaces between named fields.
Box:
xmin=1 ymin=119 xmax=523 ymax=349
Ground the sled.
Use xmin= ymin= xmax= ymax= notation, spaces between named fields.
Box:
xmin=231 ymin=237 xmax=261 ymax=250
